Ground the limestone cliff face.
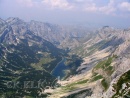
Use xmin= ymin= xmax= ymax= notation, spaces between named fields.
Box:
xmin=86 ymin=28 xmax=130 ymax=98
xmin=1 ymin=17 xmax=130 ymax=98
xmin=104 ymin=29 xmax=130 ymax=98
xmin=47 ymin=27 xmax=130 ymax=98
xmin=68 ymin=27 xmax=130 ymax=98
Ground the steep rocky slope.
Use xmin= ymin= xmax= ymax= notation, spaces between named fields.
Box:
xmin=0 ymin=18 xmax=68 ymax=97
xmin=0 ymin=17 xmax=130 ymax=98
xmin=0 ymin=17 xmax=89 ymax=97
xmin=48 ymin=27 xmax=130 ymax=98
xmin=5 ymin=17 xmax=91 ymax=49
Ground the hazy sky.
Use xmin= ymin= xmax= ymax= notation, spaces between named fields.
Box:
xmin=0 ymin=0 xmax=130 ymax=28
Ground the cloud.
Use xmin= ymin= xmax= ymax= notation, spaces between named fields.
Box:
xmin=84 ymin=0 xmax=116 ymax=15
xmin=17 ymin=0 xmax=34 ymax=7
xmin=42 ymin=0 xmax=74 ymax=10
xmin=16 ymin=0 xmax=73 ymax=10
xmin=99 ymin=7 xmax=116 ymax=15
xmin=98 ymin=0 xmax=116 ymax=15
xmin=119 ymin=2 xmax=130 ymax=11
xmin=15 ymin=0 xmax=130 ymax=15
xmin=85 ymin=3 xmax=97 ymax=12
xmin=75 ymin=0 xmax=85 ymax=2
xmin=5 ymin=0 xmax=130 ymax=16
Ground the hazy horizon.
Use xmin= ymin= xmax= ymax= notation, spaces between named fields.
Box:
xmin=0 ymin=0 xmax=130 ymax=28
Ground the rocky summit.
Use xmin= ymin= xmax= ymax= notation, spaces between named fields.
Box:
xmin=0 ymin=17 xmax=130 ymax=98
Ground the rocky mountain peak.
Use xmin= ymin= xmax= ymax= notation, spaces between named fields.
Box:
xmin=6 ymin=17 xmax=24 ymax=25
xmin=0 ymin=18 xmax=6 ymax=25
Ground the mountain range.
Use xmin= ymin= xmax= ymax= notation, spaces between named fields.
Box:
xmin=0 ymin=17 xmax=130 ymax=98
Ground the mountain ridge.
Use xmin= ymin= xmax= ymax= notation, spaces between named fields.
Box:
xmin=0 ymin=17 xmax=130 ymax=98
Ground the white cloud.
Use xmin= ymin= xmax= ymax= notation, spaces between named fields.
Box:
xmin=98 ymin=0 xmax=116 ymax=14
xmin=99 ymin=7 xmax=116 ymax=15
xmin=81 ymin=0 xmax=97 ymax=12
xmin=16 ymin=0 xmax=73 ymax=10
xmin=17 ymin=0 xmax=34 ymax=7
xmin=42 ymin=0 xmax=74 ymax=10
xmin=75 ymin=0 xmax=92 ymax=3
xmin=119 ymin=2 xmax=130 ymax=11
xmin=85 ymin=3 xmax=97 ymax=12
xmin=84 ymin=0 xmax=116 ymax=15
xmin=75 ymin=0 xmax=84 ymax=2
xmin=15 ymin=0 xmax=130 ymax=16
